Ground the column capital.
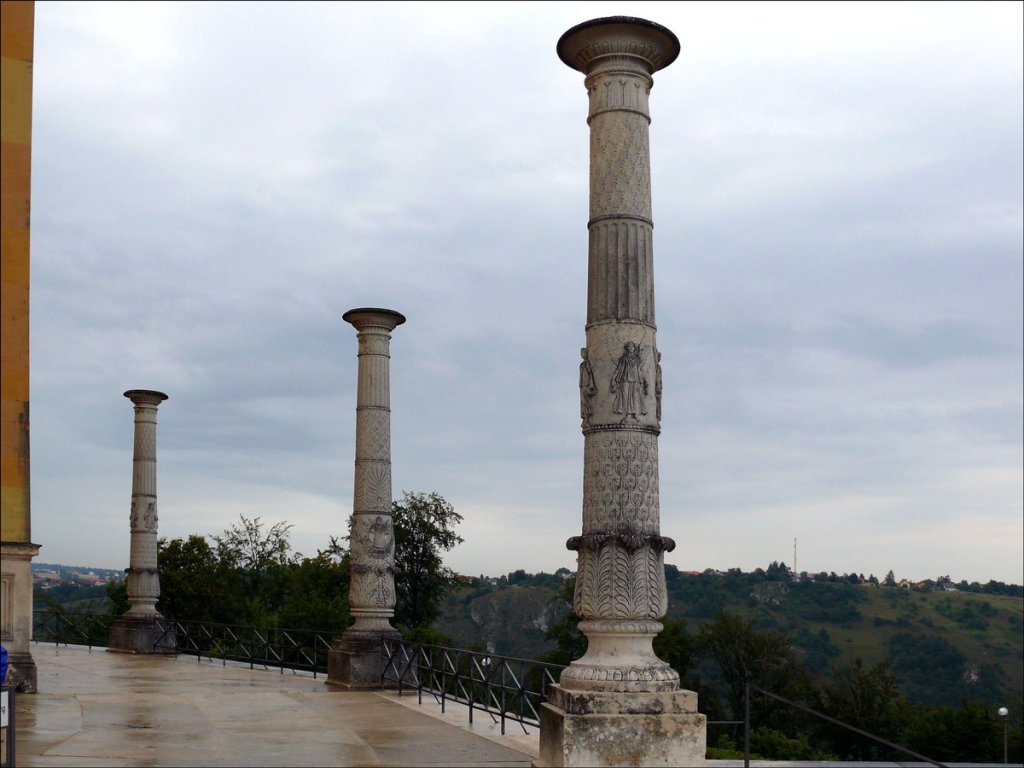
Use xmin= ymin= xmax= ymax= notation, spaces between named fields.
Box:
xmin=123 ymin=389 xmax=169 ymax=406
xmin=342 ymin=308 xmax=406 ymax=333
xmin=557 ymin=16 xmax=680 ymax=77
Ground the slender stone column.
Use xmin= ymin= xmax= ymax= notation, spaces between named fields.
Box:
xmin=109 ymin=389 xmax=174 ymax=654
xmin=327 ymin=308 xmax=405 ymax=689
xmin=538 ymin=17 xmax=706 ymax=766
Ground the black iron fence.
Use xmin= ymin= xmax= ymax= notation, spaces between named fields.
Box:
xmin=32 ymin=610 xmax=114 ymax=650
xmin=381 ymin=637 xmax=564 ymax=734
xmin=161 ymin=619 xmax=336 ymax=676
xmin=32 ymin=610 xmax=336 ymax=678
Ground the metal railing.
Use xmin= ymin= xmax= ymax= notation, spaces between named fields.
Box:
xmin=163 ymin=619 xmax=335 ymax=677
xmin=33 ymin=610 xmax=115 ymax=650
xmin=381 ymin=638 xmax=564 ymax=734
xmin=32 ymin=610 xmax=335 ymax=678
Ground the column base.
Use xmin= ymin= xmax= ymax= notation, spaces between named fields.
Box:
xmin=107 ymin=614 xmax=176 ymax=655
xmin=4 ymin=651 xmax=37 ymax=692
xmin=325 ymin=627 xmax=402 ymax=690
xmin=536 ymin=684 xmax=706 ymax=767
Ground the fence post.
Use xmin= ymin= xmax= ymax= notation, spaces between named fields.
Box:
xmin=501 ymin=663 xmax=507 ymax=736
xmin=467 ymin=653 xmax=474 ymax=726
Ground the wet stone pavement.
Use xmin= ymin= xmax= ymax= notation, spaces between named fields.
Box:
xmin=15 ymin=643 xmax=534 ymax=767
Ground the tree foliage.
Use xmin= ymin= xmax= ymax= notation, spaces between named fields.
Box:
xmin=155 ymin=515 xmax=350 ymax=631
xmin=819 ymin=658 xmax=906 ymax=759
xmin=389 ymin=491 xmax=464 ymax=633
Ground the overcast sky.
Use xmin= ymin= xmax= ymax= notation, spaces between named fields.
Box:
xmin=28 ymin=1 xmax=1022 ymax=585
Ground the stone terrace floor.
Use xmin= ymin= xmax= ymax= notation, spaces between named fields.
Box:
xmin=15 ymin=643 xmax=536 ymax=767
xmin=13 ymin=643 xmax=1021 ymax=767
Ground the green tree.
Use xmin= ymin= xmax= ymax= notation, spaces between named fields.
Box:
xmin=105 ymin=578 xmax=129 ymax=617
xmin=698 ymin=612 xmax=813 ymax=727
xmin=541 ymin=575 xmax=585 ymax=666
xmin=819 ymin=658 xmax=907 ymax=759
xmin=888 ymin=631 xmax=968 ymax=706
xmin=390 ymin=491 xmax=464 ymax=633
xmin=157 ymin=534 xmax=244 ymax=623
xmin=275 ymin=548 xmax=351 ymax=634
xmin=210 ymin=515 xmax=299 ymax=623
xmin=653 ymin=617 xmax=697 ymax=678
xmin=900 ymin=699 xmax=1006 ymax=761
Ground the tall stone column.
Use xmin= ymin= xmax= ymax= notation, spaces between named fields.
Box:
xmin=538 ymin=17 xmax=706 ymax=766
xmin=108 ymin=389 xmax=174 ymax=654
xmin=327 ymin=308 xmax=404 ymax=689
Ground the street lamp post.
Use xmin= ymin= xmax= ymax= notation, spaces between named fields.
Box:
xmin=997 ymin=706 xmax=1009 ymax=764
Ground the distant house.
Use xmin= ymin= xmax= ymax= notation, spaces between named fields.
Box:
xmin=898 ymin=578 xmax=912 ymax=589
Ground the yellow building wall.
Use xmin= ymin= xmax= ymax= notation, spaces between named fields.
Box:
xmin=0 ymin=0 xmax=34 ymax=545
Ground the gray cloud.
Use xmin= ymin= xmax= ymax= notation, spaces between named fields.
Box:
xmin=27 ymin=1 xmax=1023 ymax=585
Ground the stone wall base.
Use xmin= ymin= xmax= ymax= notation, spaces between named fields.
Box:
xmin=107 ymin=614 xmax=176 ymax=655
xmin=536 ymin=684 xmax=706 ymax=767
xmin=1 ymin=541 xmax=41 ymax=691
xmin=325 ymin=628 xmax=402 ymax=690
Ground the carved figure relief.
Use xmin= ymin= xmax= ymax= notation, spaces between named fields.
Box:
xmin=654 ymin=350 xmax=663 ymax=423
xmin=579 ymin=348 xmax=597 ymax=424
xmin=143 ymin=500 xmax=157 ymax=530
xmin=610 ymin=342 xmax=648 ymax=422
xmin=359 ymin=515 xmax=394 ymax=561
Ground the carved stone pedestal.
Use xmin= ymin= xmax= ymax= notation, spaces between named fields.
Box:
xmin=327 ymin=627 xmax=402 ymax=690
xmin=538 ymin=686 xmax=706 ymax=767
xmin=108 ymin=614 xmax=175 ymax=655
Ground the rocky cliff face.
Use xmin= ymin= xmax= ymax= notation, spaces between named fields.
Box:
xmin=438 ymin=584 xmax=570 ymax=659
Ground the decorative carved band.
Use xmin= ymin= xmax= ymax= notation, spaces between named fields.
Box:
xmin=560 ymin=660 xmax=679 ymax=688
xmin=350 ymin=563 xmax=395 ymax=576
xmin=588 ymin=212 xmax=654 ymax=227
xmin=124 ymin=567 xmax=159 ymax=575
xmin=572 ymin=537 xmax=668 ymax=619
xmin=567 ymin=532 xmax=675 ymax=553
xmin=582 ymin=423 xmax=660 ymax=436
xmin=578 ymin=619 xmax=663 ymax=634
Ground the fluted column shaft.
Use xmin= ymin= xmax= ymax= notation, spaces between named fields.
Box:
xmin=343 ymin=308 xmax=405 ymax=635
xmin=123 ymin=389 xmax=168 ymax=616
xmin=559 ymin=18 xmax=680 ymax=694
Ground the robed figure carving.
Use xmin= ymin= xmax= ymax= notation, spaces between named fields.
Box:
xmin=579 ymin=348 xmax=597 ymax=424
xmin=610 ymin=342 xmax=648 ymax=422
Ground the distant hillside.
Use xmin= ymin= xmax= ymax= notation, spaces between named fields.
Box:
xmin=32 ymin=562 xmax=123 ymax=579
xmin=435 ymin=566 xmax=1024 ymax=710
